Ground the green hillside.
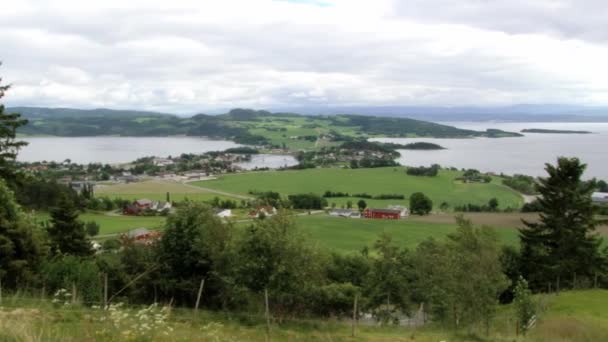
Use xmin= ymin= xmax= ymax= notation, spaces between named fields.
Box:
xmin=192 ymin=167 xmax=524 ymax=209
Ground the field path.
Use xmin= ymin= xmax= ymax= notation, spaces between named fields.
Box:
xmin=181 ymin=181 xmax=253 ymax=200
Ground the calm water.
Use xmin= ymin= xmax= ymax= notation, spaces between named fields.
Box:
xmin=18 ymin=137 xmax=240 ymax=164
xmin=235 ymin=154 xmax=299 ymax=170
xmin=372 ymin=122 xmax=608 ymax=180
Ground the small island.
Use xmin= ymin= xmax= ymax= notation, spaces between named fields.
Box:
xmin=401 ymin=142 xmax=446 ymax=150
xmin=522 ymin=128 xmax=592 ymax=134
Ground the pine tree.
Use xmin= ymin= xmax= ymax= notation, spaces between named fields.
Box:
xmin=519 ymin=157 xmax=604 ymax=290
xmin=47 ymin=196 xmax=93 ymax=256
xmin=0 ymin=179 xmax=48 ymax=288
xmin=0 ymin=65 xmax=28 ymax=185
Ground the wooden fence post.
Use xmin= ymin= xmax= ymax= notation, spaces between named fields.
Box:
xmin=594 ymin=272 xmax=598 ymax=289
xmin=195 ymin=278 xmax=205 ymax=311
xmin=72 ymin=282 xmax=77 ymax=304
xmin=265 ymin=288 xmax=271 ymax=342
xmin=351 ymin=294 xmax=358 ymax=337
xmin=103 ymin=273 xmax=108 ymax=310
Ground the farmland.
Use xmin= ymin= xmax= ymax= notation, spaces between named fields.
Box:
xmin=295 ymin=214 xmax=519 ymax=252
xmin=34 ymin=212 xmax=165 ymax=235
xmin=192 ymin=167 xmax=524 ymax=209
xmin=95 ymin=180 xmax=239 ymax=203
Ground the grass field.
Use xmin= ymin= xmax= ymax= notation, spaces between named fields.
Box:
xmin=192 ymin=167 xmax=524 ymax=209
xmin=95 ymin=180 xmax=237 ymax=203
xmin=2 ymin=289 xmax=608 ymax=341
xmin=295 ymin=215 xmax=519 ymax=252
xmin=34 ymin=212 xmax=165 ymax=235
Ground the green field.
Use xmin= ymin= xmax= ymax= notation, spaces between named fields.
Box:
xmin=192 ymin=167 xmax=523 ymax=209
xmin=95 ymin=180 xmax=238 ymax=203
xmin=295 ymin=215 xmax=519 ymax=252
xmin=34 ymin=212 xmax=165 ymax=235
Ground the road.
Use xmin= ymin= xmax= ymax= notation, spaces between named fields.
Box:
xmin=180 ymin=181 xmax=254 ymax=200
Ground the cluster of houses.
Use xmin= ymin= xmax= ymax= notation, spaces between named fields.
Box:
xmin=123 ymin=199 xmax=172 ymax=216
xmin=329 ymin=205 xmax=409 ymax=220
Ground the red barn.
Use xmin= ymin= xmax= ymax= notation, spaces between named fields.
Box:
xmin=363 ymin=208 xmax=401 ymax=220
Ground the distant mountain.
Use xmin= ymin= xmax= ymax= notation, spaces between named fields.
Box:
xmin=268 ymin=105 xmax=608 ymax=122
xmin=8 ymin=106 xmax=175 ymax=119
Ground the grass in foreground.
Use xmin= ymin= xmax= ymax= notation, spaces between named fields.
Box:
xmin=192 ymin=167 xmax=523 ymax=210
xmin=2 ymin=290 xmax=608 ymax=341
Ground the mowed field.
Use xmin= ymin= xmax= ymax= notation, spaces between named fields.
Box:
xmin=192 ymin=167 xmax=524 ymax=209
xmin=295 ymin=215 xmax=519 ymax=252
xmin=95 ymin=180 xmax=238 ymax=203
xmin=34 ymin=212 xmax=165 ymax=235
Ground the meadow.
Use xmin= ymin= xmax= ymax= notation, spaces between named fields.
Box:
xmin=192 ymin=167 xmax=524 ymax=209
xmin=34 ymin=212 xmax=165 ymax=235
xmin=1 ymin=289 xmax=607 ymax=341
xmin=95 ymin=180 xmax=238 ymax=203
xmin=295 ymin=215 xmax=519 ymax=252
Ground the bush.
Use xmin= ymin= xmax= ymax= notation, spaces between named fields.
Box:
xmin=410 ymin=192 xmax=433 ymax=215
xmin=406 ymin=164 xmax=439 ymax=177
xmin=288 ymin=193 xmax=328 ymax=209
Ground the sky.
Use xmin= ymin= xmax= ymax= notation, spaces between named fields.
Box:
xmin=1 ymin=0 xmax=608 ymax=113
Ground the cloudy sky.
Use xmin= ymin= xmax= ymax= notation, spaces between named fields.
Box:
xmin=1 ymin=0 xmax=607 ymax=113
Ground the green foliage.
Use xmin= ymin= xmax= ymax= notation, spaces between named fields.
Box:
xmin=409 ymin=192 xmax=433 ymax=215
xmin=502 ymin=174 xmax=538 ymax=195
xmin=413 ymin=216 xmax=509 ymax=329
xmin=41 ymin=255 xmax=101 ymax=304
xmin=365 ymin=233 xmax=413 ymax=323
xmin=287 ymin=193 xmax=327 ymax=209
xmin=235 ymin=213 xmax=325 ymax=314
xmin=357 ymin=199 xmax=367 ymax=211
xmin=47 ymin=196 xmax=92 ymax=257
xmin=519 ymin=157 xmax=605 ymax=290
xmin=157 ymin=202 xmax=233 ymax=307
xmin=513 ymin=276 xmax=536 ymax=334
xmin=0 ymin=72 xmax=28 ymax=185
xmin=406 ymin=164 xmax=440 ymax=177
xmin=85 ymin=221 xmax=100 ymax=236
xmin=0 ymin=179 xmax=48 ymax=288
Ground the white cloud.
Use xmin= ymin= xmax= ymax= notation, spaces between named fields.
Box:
xmin=0 ymin=0 xmax=607 ymax=112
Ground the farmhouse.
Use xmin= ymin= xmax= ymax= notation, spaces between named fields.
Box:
xmin=329 ymin=209 xmax=361 ymax=218
xmin=363 ymin=208 xmax=402 ymax=220
xmin=121 ymin=228 xmax=162 ymax=245
xmin=388 ymin=205 xmax=410 ymax=218
xmin=249 ymin=206 xmax=277 ymax=218
xmin=592 ymin=192 xmax=608 ymax=203
xmin=123 ymin=199 xmax=172 ymax=215
xmin=216 ymin=209 xmax=232 ymax=218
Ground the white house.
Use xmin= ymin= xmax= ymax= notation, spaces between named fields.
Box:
xmin=329 ymin=209 xmax=360 ymax=218
xmin=388 ymin=205 xmax=410 ymax=218
xmin=216 ymin=209 xmax=233 ymax=218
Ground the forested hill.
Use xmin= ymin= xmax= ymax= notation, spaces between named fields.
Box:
xmin=13 ymin=107 xmax=522 ymax=148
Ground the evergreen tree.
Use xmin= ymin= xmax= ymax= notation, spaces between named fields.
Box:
xmin=519 ymin=157 xmax=604 ymax=290
xmin=0 ymin=179 xmax=48 ymax=288
xmin=47 ymin=196 xmax=93 ymax=256
xmin=0 ymin=65 xmax=28 ymax=185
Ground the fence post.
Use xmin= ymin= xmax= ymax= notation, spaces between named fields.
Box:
xmin=351 ymin=294 xmax=358 ymax=337
xmin=594 ymin=272 xmax=598 ymax=289
xmin=72 ymin=282 xmax=77 ymax=304
xmin=265 ymin=288 xmax=271 ymax=342
xmin=103 ymin=273 xmax=108 ymax=310
xmin=195 ymin=278 xmax=205 ymax=311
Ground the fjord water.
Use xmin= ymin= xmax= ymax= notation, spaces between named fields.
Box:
xmin=373 ymin=122 xmax=608 ymax=180
xmin=18 ymin=136 xmax=241 ymax=164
